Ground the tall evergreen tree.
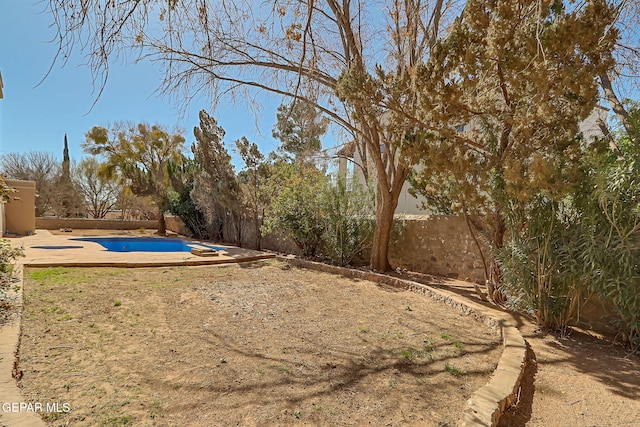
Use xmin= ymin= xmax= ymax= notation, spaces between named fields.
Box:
xmin=411 ymin=0 xmax=618 ymax=302
xmin=272 ymin=101 xmax=327 ymax=163
xmin=235 ymin=136 xmax=270 ymax=249
xmin=191 ymin=110 xmax=242 ymax=244
xmin=53 ymin=134 xmax=84 ymax=217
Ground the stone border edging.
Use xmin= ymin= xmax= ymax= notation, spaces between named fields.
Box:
xmin=277 ymin=256 xmax=528 ymax=427
xmin=0 ymin=264 xmax=46 ymax=426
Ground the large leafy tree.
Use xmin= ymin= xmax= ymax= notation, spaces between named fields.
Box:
xmin=84 ymin=123 xmax=185 ymax=233
xmin=410 ymin=0 xmax=618 ymax=302
xmin=74 ymin=156 xmax=121 ymax=219
xmin=0 ymin=151 xmax=60 ymax=216
xmin=46 ymin=0 xmax=457 ymax=271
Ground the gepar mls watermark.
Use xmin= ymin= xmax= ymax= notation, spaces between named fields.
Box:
xmin=1 ymin=402 xmax=71 ymax=413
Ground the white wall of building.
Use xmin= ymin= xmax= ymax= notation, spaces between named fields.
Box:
xmin=340 ymin=107 xmax=607 ymax=216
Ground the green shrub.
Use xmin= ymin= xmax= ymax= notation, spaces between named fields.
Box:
xmin=320 ymin=176 xmax=374 ymax=266
xmin=499 ymin=141 xmax=640 ymax=350
xmin=0 ymin=240 xmax=25 ymax=316
xmin=0 ymin=240 xmax=24 ymax=275
xmin=569 ymin=146 xmax=640 ymax=351
xmin=262 ymin=163 xmax=328 ymax=257
xmin=498 ymin=197 xmax=584 ymax=333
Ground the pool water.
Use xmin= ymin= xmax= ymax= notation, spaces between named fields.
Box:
xmin=70 ymin=237 xmax=223 ymax=253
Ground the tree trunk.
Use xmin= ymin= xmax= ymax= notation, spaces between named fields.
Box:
xmin=255 ymin=213 xmax=262 ymax=250
xmin=600 ymin=72 xmax=635 ymax=142
xmin=235 ymin=214 xmax=242 ymax=247
xmin=229 ymin=211 xmax=242 ymax=247
xmin=596 ymin=118 xmax=625 ymax=160
xmin=462 ymin=204 xmax=490 ymax=302
xmin=157 ymin=212 xmax=167 ymax=235
xmin=370 ymin=191 xmax=396 ymax=272
xmin=487 ymin=204 xmax=507 ymax=305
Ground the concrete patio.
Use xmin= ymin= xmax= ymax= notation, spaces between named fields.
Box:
xmin=12 ymin=230 xmax=275 ymax=268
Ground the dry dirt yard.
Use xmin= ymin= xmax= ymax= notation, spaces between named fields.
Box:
xmin=18 ymin=260 xmax=501 ymax=426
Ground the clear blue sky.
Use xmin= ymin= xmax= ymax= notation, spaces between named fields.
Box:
xmin=0 ymin=1 xmax=294 ymax=168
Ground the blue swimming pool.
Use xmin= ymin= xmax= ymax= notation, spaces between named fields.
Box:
xmin=70 ymin=237 xmax=223 ymax=253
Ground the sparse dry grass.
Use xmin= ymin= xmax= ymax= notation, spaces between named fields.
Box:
xmin=19 ymin=261 xmax=501 ymax=426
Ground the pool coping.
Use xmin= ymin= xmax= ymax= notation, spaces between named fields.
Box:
xmin=278 ymin=256 xmax=529 ymax=427
xmin=21 ymin=254 xmax=276 ymax=269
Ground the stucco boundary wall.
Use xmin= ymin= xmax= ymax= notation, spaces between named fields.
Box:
xmin=164 ymin=215 xmax=188 ymax=236
xmin=389 ymin=215 xmax=488 ymax=284
xmin=279 ymin=256 xmax=528 ymax=427
xmin=35 ymin=218 xmax=157 ymax=231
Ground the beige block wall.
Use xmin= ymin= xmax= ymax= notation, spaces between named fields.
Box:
xmin=165 ymin=214 xmax=487 ymax=281
xmin=231 ymin=218 xmax=301 ymax=254
xmin=166 ymin=214 xmax=301 ymax=254
xmin=36 ymin=218 xmax=158 ymax=231
xmin=5 ymin=180 xmax=36 ymax=236
xmin=164 ymin=215 xmax=188 ymax=236
xmin=389 ymin=215 xmax=487 ymax=283
xmin=165 ymin=213 xmax=487 ymax=283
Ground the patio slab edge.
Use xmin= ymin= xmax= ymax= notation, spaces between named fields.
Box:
xmin=22 ymin=253 xmax=276 ymax=268
xmin=278 ymin=256 xmax=528 ymax=427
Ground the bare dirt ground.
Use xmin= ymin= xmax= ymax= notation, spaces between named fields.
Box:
xmin=18 ymin=261 xmax=501 ymax=426
xmin=498 ymin=322 xmax=640 ymax=427
xmin=400 ymin=273 xmax=640 ymax=427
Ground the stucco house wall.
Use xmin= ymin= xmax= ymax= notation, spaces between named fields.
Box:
xmin=5 ymin=179 xmax=36 ymax=236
